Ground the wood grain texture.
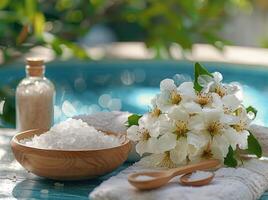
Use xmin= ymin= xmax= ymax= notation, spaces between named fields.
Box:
xmin=11 ymin=129 xmax=131 ymax=180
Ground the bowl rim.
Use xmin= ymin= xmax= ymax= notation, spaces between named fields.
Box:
xmin=11 ymin=129 xmax=131 ymax=153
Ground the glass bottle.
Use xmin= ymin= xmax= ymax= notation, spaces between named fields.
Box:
xmin=16 ymin=58 xmax=55 ymax=132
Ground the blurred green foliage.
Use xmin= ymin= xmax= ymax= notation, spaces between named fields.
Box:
xmin=0 ymin=0 xmax=252 ymax=62
xmin=0 ymin=0 xmax=253 ymax=127
xmin=0 ymin=85 xmax=16 ymax=127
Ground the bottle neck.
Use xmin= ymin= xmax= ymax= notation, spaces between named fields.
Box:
xmin=26 ymin=65 xmax=45 ymax=78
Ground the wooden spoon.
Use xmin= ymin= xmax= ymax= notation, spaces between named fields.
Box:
xmin=180 ymin=171 xmax=215 ymax=186
xmin=128 ymin=159 xmax=220 ymax=190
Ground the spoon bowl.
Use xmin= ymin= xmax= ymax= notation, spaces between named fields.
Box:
xmin=180 ymin=171 xmax=215 ymax=186
xmin=128 ymin=159 xmax=220 ymax=190
xmin=128 ymin=171 xmax=171 ymax=190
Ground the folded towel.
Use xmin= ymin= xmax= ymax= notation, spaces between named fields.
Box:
xmin=90 ymin=158 xmax=268 ymax=200
xmin=80 ymin=112 xmax=268 ymax=200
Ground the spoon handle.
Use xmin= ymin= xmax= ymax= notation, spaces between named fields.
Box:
xmin=169 ymin=159 xmax=220 ymax=177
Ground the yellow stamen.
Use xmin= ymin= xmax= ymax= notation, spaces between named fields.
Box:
xmin=207 ymin=121 xmax=222 ymax=136
xmin=174 ymin=120 xmax=188 ymax=139
xmin=215 ymin=85 xmax=226 ymax=97
xmin=150 ymin=107 xmax=161 ymax=117
xmin=170 ymin=91 xmax=182 ymax=105
xmin=157 ymin=152 xmax=177 ymax=168
xmin=202 ymin=149 xmax=213 ymax=159
xmin=140 ymin=129 xmax=150 ymax=141
xmin=202 ymin=143 xmax=213 ymax=159
xmin=196 ymin=93 xmax=212 ymax=106
xmin=231 ymin=121 xmax=246 ymax=132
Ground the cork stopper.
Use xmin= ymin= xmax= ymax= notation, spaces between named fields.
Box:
xmin=26 ymin=58 xmax=45 ymax=77
xmin=27 ymin=58 xmax=44 ymax=67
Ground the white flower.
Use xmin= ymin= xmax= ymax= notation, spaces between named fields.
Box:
xmin=156 ymin=79 xmax=195 ymax=112
xmin=126 ymin=67 xmax=256 ymax=168
xmin=139 ymin=141 xmax=189 ymax=168
xmin=181 ymin=92 xmax=222 ymax=115
xmin=198 ymin=72 xmax=239 ymax=97
xmin=227 ymin=107 xmax=252 ymax=149
xmin=221 ymin=94 xmax=241 ymax=113
xmin=198 ymin=72 xmax=223 ymax=93
xmin=209 ymin=93 xmax=242 ymax=113
xmin=127 ymin=115 xmax=159 ymax=156
xmin=149 ymin=97 xmax=162 ymax=119
xmin=139 ymin=152 xmax=177 ymax=168
xmin=191 ymin=108 xmax=234 ymax=161
xmin=155 ymin=106 xmax=208 ymax=163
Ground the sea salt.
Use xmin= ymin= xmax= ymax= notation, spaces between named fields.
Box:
xmin=135 ymin=175 xmax=155 ymax=181
xmin=20 ymin=118 xmax=122 ymax=150
xmin=74 ymin=111 xmax=130 ymax=134
xmin=188 ymin=171 xmax=212 ymax=181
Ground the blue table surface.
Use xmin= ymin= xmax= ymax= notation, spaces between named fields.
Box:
xmin=1 ymin=129 xmax=268 ymax=200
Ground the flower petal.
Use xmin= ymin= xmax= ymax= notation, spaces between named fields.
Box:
xmin=170 ymin=138 xmax=188 ymax=164
xmin=188 ymin=115 xmax=205 ymax=130
xmin=168 ymin=106 xmax=189 ymax=122
xmin=182 ymin=101 xmax=202 ymax=114
xmin=156 ymin=133 xmax=177 ymax=153
xmin=212 ymin=72 xmax=223 ymax=83
xmin=187 ymin=131 xmax=209 ymax=148
xmin=222 ymin=95 xmax=241 ymax=112
xmin=136 ymin=137 xmax=158 ymax=155
xmin=211 ymin=133 xmax=229 ymax=159
xmin=198 ymin=74 xmax=213 ymax=87
xmin=178 ymin=82 xmax=195 ymax=98
xmin=160 ymin=79 xmax=176 ymax=92
xmin=202 ymin=108 xmax=223 ymax=124
xmin=127 ymin=125 xmax=140 ymax=141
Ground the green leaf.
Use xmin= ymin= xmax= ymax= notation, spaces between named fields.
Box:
xmin=126 ymin=114 xmax=142 ymax=127
xmin=224 ymin=146 xmax=238 ymax=167
xmin=194 ymin=62 xmax=213 ymax=92
xmin=0 ymin=85 xmax=16 ymax=127
xmin=34 ymin=12 xmax=45 ymax=37
xmin=247 ymin=131 xmax=262 ymax=158
xmin=246 ymin=106 xmax=257 ymax=118
xmin=51 ymin=39 xmax=63 ymax=55
xmin=0 ymin=0 xmax=9 ymax=9
xmin=25 ymin=0 xmax=37 ymax=19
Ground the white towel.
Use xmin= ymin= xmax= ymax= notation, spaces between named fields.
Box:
xmin=75 ymin=112 xmax=268 ymax=200
xmin=89 ymin=159 xmax=268 ymax=200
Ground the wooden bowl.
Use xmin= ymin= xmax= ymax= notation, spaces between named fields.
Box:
xmin=11 ymin=129 xmax=131 ymax=180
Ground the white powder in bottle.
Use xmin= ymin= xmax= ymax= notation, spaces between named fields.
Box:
xmin=16 ymin=58 xmax=55 ymax=132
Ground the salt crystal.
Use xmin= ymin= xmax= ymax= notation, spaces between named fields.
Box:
xmin=135 ymin=175 xmax=155 ymax=181
xmin=74 ymin=111 xmax=130 ymax=135
xmin=20 ymin=118 xmax=121 ymax=150
xmin=188 ymin=171 xmax=212 ymax=181
xmin=40 ymin=189 xmax=49 ymax=194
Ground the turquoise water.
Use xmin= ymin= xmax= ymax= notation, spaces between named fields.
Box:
xmin=1 ymin=60 xmax=268 ymax=126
